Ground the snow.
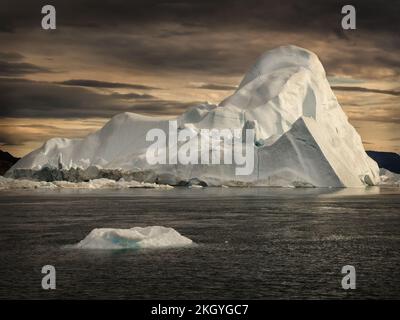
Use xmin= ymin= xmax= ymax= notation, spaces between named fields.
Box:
xmin=75 ymin=226 xmax=193 ymax=249
xmin=6 ymin=45 xmax=380 ymax=187
xmin=0 ymin=176 xmax=173 ymax=190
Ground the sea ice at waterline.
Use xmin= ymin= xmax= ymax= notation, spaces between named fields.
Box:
xmin=0 ymin=176 xmax=173 ymax=190
xmin=75 ymin=226 xmax=193 ymax=249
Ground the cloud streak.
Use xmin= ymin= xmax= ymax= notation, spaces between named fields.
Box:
xmin=332 ymin=86 xmax=400 ymax=96
xmin=193 ymin=83 xmax=237 ymax=91
xmin=0 ymin=61 xmax=51 ymax=76
xmin=57 ymin=79 xmax=159 ymax=90
xmin=1 ymin=0 xmax=398 ymax=34
xmin=0 ymin=78 xmax=197 ymax=119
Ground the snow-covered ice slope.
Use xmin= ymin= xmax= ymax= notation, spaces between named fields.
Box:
xmin=75 ymin=226 xmax=193 ymax=249
xmin=7 ymin=45 xmax=379 ymax=187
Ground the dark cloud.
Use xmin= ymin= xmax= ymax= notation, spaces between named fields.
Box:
xmin=0 ymin=60 xmax=51 ymax=76
xmin=332 ymin=86 xmax=400 ymax=96
xmin=0 ymin=78 xmax=118 ymax=118
xmin=324 ymin=52 xmax=400 ymax=79
xmin=0 ymin=51 xmax=51 ymax=76
xmin=109 ymin=92 xmax=156 ymax=100
xmin=1 ymin=0 xmax=398 ymax=35
xmin=0 ymin=52 xmax=24 ymax=61
xmin=378 ymin=56 xmax=400 ymax=70
xmin=194 ymin=83 xmax=237 ymax=91
xmin=0 ymin=1 xmax=398 ymax=79
xmin=81 ymin=33 xmax=250 ymax=76
xmin=125 ymin=101 xmax=199 ymax=116
xmin=57 ymin=79 xmax=159 ymax=90
xmin=0 ymin=78 xmax=195 ymax=118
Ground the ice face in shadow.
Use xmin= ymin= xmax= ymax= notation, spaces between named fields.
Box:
xmin=75 ymin=226 xmax=193 ymax=249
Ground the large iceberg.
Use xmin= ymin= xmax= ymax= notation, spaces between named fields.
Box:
xmin=75 ymin=226 xmax=193 ymax=249
xmin=7 ymin=45 xmax=379 ymax=187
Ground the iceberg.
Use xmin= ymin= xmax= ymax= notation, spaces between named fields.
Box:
xmin=6 ymin=45 xmax=380 ymax=187
xmin=75 ymin=226 xmax=193 ymax=249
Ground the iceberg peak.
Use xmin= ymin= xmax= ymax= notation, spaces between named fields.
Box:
xmin=238 ymin=45 xmax=325 ymax=89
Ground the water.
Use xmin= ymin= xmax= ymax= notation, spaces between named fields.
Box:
xmin=0 ymin=187 xmax=399 ymax=299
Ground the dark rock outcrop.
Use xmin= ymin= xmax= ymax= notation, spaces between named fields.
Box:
xmin=0 ymin=150 xmax=20 ymax=176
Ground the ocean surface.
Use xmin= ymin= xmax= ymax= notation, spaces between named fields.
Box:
xmin=0 ymin=187 xmax=399 ymax=299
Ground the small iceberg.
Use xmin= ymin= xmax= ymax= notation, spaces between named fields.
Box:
xmin=75 ymin=226 xmax=193 ymax=249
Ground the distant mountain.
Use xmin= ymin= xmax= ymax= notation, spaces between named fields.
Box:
xmin=0 ymin=150 xmax=20 ymax=176
xmin=367 ymin=151 xmax=400 ymax=174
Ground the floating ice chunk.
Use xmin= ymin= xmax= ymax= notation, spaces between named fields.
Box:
xmin=379 ymin=168 xmax=400 ymax=186
xmin=75 ymin=226 xmax=193 ymax=249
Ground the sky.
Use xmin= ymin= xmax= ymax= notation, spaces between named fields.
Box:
xmin=0 ymin=0 xmax=399 ymax=157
